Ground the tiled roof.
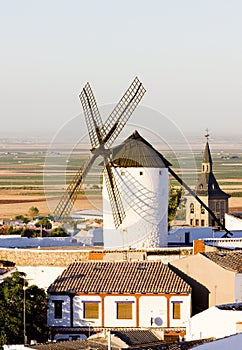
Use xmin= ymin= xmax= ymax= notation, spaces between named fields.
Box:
xmin=29 ymin=340 xmax=87 ymax=350
xmin=112 ymin=330 xmax=162 ymax=345
xmin=111 ymin=131 xmax=171 ymax=168
xmin=202 ymin=251 xmax=242 ymax=272
xmin=47 ymin=261 xmax=191 ymax=294
xmin=217 ymin=302 xmax=242 ymax=311
xmin=29 ymin=338 xmax=214 ymax=350
xmin=90 ymin=338 xmax=214 ymax=350
xmin=125 ymin=338 xmax=214 ymax=349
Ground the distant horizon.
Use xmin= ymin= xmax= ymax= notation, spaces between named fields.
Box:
xmin=1 ymin=130 xmax=242 ymax=152
xmin=1 ymin=1 xmax=241 ymax=138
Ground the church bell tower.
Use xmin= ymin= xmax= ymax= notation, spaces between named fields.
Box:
xmin=186 ymin=131 xmax=230 ymax=228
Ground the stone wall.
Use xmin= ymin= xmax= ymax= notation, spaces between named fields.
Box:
xmin=0 ymin=247 xmax=193 ymax=267
xmin=0 ymin=249 xmax=89 ymax=267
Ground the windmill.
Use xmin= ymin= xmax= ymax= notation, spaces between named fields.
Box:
xmin=54 ymin=77 xmax=146 ymax=228
xmin=54 ymin=78 xmax=232 ymax=244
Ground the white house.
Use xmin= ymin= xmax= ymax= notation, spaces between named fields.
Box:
xmin=103 ymin=131 xmax=171 ymax=250
xmin=47 ymin=260 xmax=191 ymax=340
xmin=186 ymin=303 xmax=242 ymax=341
xmin=169 ymin=250 xmax=242 ymax=315
xmin=225 ymin=212 xmax=242 ymax=231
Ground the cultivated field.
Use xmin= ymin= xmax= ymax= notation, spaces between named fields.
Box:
xmin=0 ymin=138 xmax=242 ymax=218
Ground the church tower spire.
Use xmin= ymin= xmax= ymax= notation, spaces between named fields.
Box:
xmin=202 ymin=129 xmax=212 ymax=173
xmin=186 ymin=131 xmax=230 ymax=228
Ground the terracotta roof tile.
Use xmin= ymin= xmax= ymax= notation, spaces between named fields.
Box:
xmin=47 ymin=261 xmax=191 ymax=294
xmin=112 ymin=330 xmax=162 ymax=345
xmin=29 ymin=340 xmax=87 ymax=350
xmin=202 ymin=251 xmax=242 ymax=272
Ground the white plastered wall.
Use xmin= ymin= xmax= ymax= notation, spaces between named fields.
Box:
xmin=103 ymin=167 xmax=168 ymax=249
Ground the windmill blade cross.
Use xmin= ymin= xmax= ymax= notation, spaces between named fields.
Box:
xmin=54 ymin=77 xmax=145 ymax=226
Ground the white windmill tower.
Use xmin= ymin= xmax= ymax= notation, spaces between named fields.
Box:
xmin=102 ymin=130 xmax=171 ymax=249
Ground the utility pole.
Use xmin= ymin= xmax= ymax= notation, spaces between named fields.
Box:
xmin=23 ymin=279 xmax=27 ymax=345
xmin=107 ymin=330 xmax=111 ymax=350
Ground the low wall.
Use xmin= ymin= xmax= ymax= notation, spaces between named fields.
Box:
xmin=0 ymin=247 xmax=193 ymax=267
xmin=0 ymin=248 xmax=89 ymax=266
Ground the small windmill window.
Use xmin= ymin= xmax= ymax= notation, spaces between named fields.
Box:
xmin=121 ymin=171 xmax=125 ymax=176
xmin=140 ymin=171 xmax=143 ymax=176
xmin=190 ymin=203 xmax=194 ymax=214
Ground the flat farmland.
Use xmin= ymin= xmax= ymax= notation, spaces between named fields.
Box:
xmin=0 ymin=140 xmax=102 ymax=218
xmin=0 ymin=138 xmax=242 ymax=218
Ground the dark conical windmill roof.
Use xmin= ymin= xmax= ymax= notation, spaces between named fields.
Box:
xmin=111 ymin=131 xmax=171 ymax=168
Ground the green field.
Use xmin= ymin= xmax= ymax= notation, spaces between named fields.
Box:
xmin=0 ymin=143 xmax=242 ymax=197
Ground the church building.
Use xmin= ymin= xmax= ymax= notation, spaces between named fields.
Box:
xmin=186 ymin=133 xmax=230 ymax=228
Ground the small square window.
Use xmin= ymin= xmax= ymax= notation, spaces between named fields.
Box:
xmin=121 ymin=171 xmax=125 ymax=176
xmin=117 ymin=302 xmax=132 ymax=319
xmin=140 ymin=171 xmax=143 ymax=176
xmin=83 ymin=302 xmax=99 ymax=319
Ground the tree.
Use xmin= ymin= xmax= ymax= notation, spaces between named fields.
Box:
xmin=21 ymin=228 xmax=40 ymax=238
xmin=50 ymin=226 xmax=68 ymax=237
xmin=35 ymin=217 xmax=52 ymax=230
xmin=168 ymin=186 xmax=183 ymax=229
xmin=15 ymin=215 xmax=30 ymax=224
xmin=6 ymin=226 xmax=20 ymax=235
xmin=0 ymin=271 xmax=48 ymax=346
xmin=25 ymin=285 xmax=48 ymax=343
xmin=28 ymin=206 xmax=39 ymax=220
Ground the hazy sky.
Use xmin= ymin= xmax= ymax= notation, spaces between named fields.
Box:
xmin=1 ymin=0 xmax=241 ymax=139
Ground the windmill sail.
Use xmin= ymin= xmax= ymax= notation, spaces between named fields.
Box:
xmin=102 ymin=77 xmax=146 ymax=148
xmin=53 ymin=77 xmax=146 ymax=226
xmin=79 ymin=83 xmax=104 ymax=149
xmin=54 ymin=155 xmax=97 ymax=218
